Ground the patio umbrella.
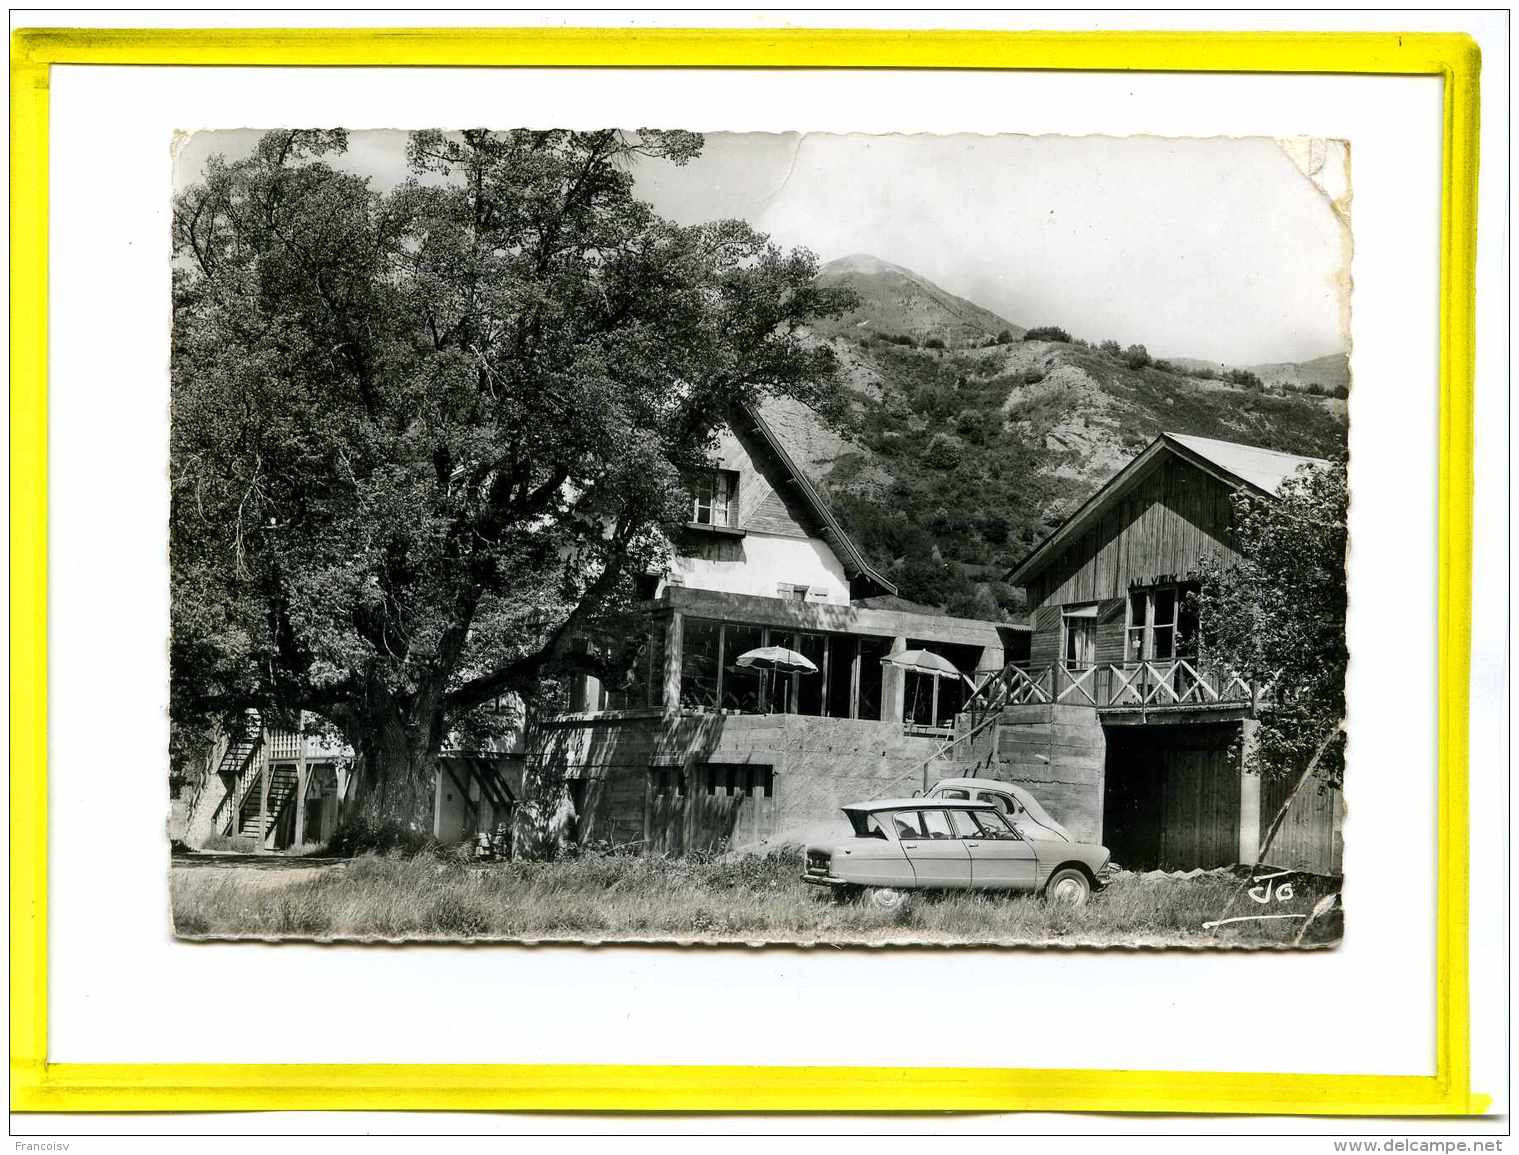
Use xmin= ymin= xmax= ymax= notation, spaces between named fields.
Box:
xmin=883 ymin=649 xmax=977 ymax=743
xmin=734 ymin=646 xmax=819 ymax=675
xmin=880 ymin=648 xmax=976 ymax=690
xmin=735 ymin=646 xmax=818 ymax=713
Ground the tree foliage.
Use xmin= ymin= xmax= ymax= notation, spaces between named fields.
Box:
xmin=171 ymin=128 xmax=854 ymax=823
xmin=1195 ymin=461 xmax=1349 ymax=786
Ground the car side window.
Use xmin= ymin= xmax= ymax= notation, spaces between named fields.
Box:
xmin=893 ymin=812 xmax=924 ymax=840
xmin=919 ymin=809 xmax=955 ymax=840
xmin=862 ymin=815 xmax=888 ymax=840
xmin=937 ymin=788 xmax=970 ymax=800
xmin=973 ymin=810 xmax=1023 ymax=840
xmin=947 ymin=809 xmax=983 ymax=838
xmin=977 ymin=790 xmax=1017 ymax=815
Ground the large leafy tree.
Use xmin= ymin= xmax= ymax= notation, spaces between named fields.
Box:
xmin=1195 ymin=460 xmax=1349 ymax=789
xmin=171 ymin=128 xmax=853 ymax=824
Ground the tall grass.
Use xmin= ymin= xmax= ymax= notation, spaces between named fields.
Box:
xmin=172 ymin=849 xmax=1341 ymax=948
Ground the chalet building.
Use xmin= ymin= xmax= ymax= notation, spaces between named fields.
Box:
xmin=971 ymin=431 xmax=1344 ymax=874
xmin=178 ymin=401 xmax=1019 ymax=857
xmin=532 ymin=402 xmax=1024 ymax=853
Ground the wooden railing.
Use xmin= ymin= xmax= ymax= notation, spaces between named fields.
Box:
xmin=968 ymin=661 xmax=1261 ymax=715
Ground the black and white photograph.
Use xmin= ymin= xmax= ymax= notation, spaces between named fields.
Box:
xmin=168 ymin=127 xmax=1350 ymax=947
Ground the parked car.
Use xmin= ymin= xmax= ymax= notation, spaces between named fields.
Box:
xmin=802 ymin=797 xmax=1110 ymax=910
xmin=923 ymin=777 xmax=1075 ymax=844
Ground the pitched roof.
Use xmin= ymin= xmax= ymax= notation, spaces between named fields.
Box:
xmin=1005 ymin=432 xmax=1329 ymax=587
xmin=1163 ymin=432 xmax=1328 ymax=497
xmin=732 ymin=403 xmax=898 ymax=598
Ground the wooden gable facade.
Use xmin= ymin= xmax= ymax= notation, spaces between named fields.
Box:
xmin=1010 ymin=432 xmax=1325 ymax=673
xmin=1022 ymin=452 xmax=1240 ymax=668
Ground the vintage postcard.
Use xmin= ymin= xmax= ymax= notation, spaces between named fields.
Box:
xmin=168 ymin=128 xmax=1348 ymax=947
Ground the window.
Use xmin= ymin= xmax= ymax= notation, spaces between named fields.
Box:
xmin=1126 ymin=583 xmax=1201 ymax=663
xmin=825 ymin=635 xmax=857 ymax=718
xmin=972 ymin=810 xmax=1022 ymax=840
xmin=720 ymin=623 xmax=765 ymax=712
xmin=777 ymin=583 xmax=809 ymax=602
xmin=975 ymin=790 xmax=1019 ymax=816
xmin=847 ymin=811 xmax=889 ymax=839
xmin=690 ymin=470 xmax=737 ymax=527
xmin=602 ymin=624 xmax=666 ymax=710
xmin=769 ymin=630 xmax=826 ymax=716
xmin=692 ymin=764 xmax=772 ymax=798
xmin=901 ymin=641 xmax=976 ymax=728
xmin=947 ymin=809 xmax=983 ymax=837
xmin=892 ymin=811 xmax=926 ymax=840
xmin=680 ymin=619 xmax=901 ymax=720
xmin=937 ymin=788 xmax=970 ymax=800
xmin=1062 ymin=604 xmax=1098 ymax=668
xmin=919 ymin=810 xmax=956 ymax=840
xmin=856 ymin=636 xmax=890 ymax=720
xmin=679 ymin=619 xmax=722 ymax=709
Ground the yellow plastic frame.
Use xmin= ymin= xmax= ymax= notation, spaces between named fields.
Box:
xmin=9 ymin=27 xmax=1484 ymax=1115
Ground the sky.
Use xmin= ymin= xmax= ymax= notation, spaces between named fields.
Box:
xmin=173 ymin=129 xmax=1348 ymax=366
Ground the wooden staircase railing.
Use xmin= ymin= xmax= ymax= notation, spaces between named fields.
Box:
xmin=209 ymin=711 xmax=265 ymax=836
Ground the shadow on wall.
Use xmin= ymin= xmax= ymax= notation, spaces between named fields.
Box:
xmin=523 ymin=710 xmax=950 ymax=857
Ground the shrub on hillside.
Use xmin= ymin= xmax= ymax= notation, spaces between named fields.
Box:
xmin=1098 ymin=339 xmax=1122 ymax=357
xmin=1023 ymin=325 xmax=1071 ymax=343
xmin=1226 ymin=368 xmax=1265 ymax=391
xmin=995 ymin=329 xmax=1016 ymax=345
xmin=923 ymin=337 xmax=947 ymax=350
xmin=954 ymin=409 xmax=989 ymax=444
xmin=922 ymin=431 xmax=962 ymax=470
xmin=1121 ymin=344 xmax=1152 ymax=369
xmin=1023 ymin=367 xmax=1046 ymax=385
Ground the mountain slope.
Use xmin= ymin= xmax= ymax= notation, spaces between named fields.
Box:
xmin=1248 ymin=353 xmax=1351 ymax=394
xmin=811 ymin=254 xmax=1025 ymax=346
xmin=760 ymin=256 xmax=1348 ymax=621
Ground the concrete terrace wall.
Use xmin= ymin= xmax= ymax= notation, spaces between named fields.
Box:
xmin=534 ymin=712 xmax=950 ymax=851
xmin=987 ymin=704 xmax=1107 ymax=843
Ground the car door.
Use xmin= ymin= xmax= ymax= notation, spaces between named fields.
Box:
xmin=893 ymin=808 xmax=972 ymax=888
xmin=951 ymin=808 xmax=1038 ymax=890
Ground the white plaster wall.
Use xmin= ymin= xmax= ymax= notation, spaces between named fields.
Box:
xmin=663 ymin=532 xmax=851 ymax=604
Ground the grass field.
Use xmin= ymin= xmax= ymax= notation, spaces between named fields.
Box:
xmin=171 ymin=848 xmax=1342 ymax=948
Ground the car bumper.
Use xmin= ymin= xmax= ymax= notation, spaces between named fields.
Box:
xmin=801 ymin=873 xmax=849 ymax=888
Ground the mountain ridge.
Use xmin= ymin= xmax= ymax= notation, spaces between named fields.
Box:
xmin=759 ymin=254 xmax=1349 ymax=621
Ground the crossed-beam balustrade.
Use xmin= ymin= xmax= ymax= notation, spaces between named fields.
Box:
xmin=964 ymin=660 xmax=1258 ymax=719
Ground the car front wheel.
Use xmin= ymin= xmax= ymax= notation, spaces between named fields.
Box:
xmin=867 ymin=886 xmax=909 ymax=911
xmin=1044 ymin=867 xmax=1092 ymax=907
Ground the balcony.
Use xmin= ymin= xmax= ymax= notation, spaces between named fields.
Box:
xmin=964 ymin=661 xmax=1263 ymax=724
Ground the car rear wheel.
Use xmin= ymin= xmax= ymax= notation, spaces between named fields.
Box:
xmin=866 ymin=886 xmax=909 ymax=911
xmin=1044 ymin=867 xmax=1092 ymax=907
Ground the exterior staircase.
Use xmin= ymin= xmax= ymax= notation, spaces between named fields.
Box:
xmin=235 ymin=762 xmax=298 ymax=846
xmin=183 ymin=710 xmax=265 ymax=848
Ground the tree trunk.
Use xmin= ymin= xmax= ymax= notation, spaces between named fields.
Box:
xmin=347 ymin=702 xmax=441 ymax=834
